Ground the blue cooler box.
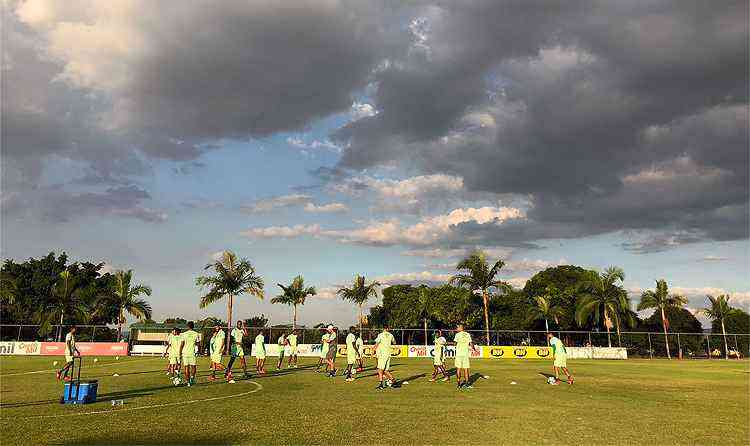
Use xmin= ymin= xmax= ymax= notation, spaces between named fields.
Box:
xmin=62 ymin=380 xmax=98 ymax=404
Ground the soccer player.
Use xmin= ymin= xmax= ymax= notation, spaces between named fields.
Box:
xmin=453 ymin=324 xmax=477 ymax=389
xmin=429 ymin=329 xmax=449 ymax=382
xmin=254 ymin=329 xmax=267 ymax=374
xmin=276 ymin=332 xmax=287 ymax=370
xmin=325 ymin=326 xmax=338 ymax=377
xmin=286 ymin=330 xmax=298 ymax=368
xmin=179 ymin=321 xmax=200 ymax=387
xmin=373 ymin=325 xmax=396 ymax=390
xmin=344 ymin=328 xmax=357 ymax=381
xmin=208 ymin=325 xmax=225 ymax=381
xmin=56 ymin=326 xmax=80 ymax=382
xmin=225 ymin=321 xmax=249 ymax=382
xmin=547 ymin=332 xmax=574 ymax=385
xmin=316 ymin=328 xmax=330 ymax=372
xmin=164 ymin=327 xmax=182 ymax=379
xmin=355 ymin=331 xmax=365 ymax=372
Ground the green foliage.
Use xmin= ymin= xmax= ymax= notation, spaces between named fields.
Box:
xmin=523 ymin=265 xmax=590 ymax=330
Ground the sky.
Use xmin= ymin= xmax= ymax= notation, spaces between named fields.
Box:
xmin=2 ymin=0 xmax=748 ymax=328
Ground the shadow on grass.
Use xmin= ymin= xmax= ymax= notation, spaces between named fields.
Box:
xmin=61 ymin=434 xmax=236 ymax=445
xmin=391 ymin=373 xmax=426 ymax=388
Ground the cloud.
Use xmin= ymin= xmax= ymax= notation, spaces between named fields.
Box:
xmin=629 ymin=285 xmax=750 ymax=313
xmin=315 ymin=286 xmax=340 ymax=300
xmin=240 ymin=224 xmax=322 ymax=239
xmin=698 ymin=256 xmax=729 ymax=262
xmin=241 ymin=194 xmax=312 ymax=213
xmin=402 ymin=246 xmax=514 ymax=259
xmin=286 ymin=137 xmax=341 ymax=153
xmin=333 ymin=1 xmax=748 ymax=252
xmin=303 ymin=202 xmax=348 ymax=213
xmin=331 ymin=174 xmax=467 ymax=212
xmin=374 ymin=270 xmax=529 ymax=289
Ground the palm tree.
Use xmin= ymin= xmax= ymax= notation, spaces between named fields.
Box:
xmin=527 ymin=287 xmax=566 ymax=345
xmin=195 ymin=251 xmax=264 ymax=354
xmin=35 ymin=269 xmax=88 ymax=340
xmin=637 ymin=279 xmax=687 ymax=359
xmin=575 ymin=267 xmax=629 ymax=348
xmin=337 ymin=275 xmax=380 ymax=334
xmin=699 ymin=295 xmax=739 ymax=360
xmin=104 ymin=270 xmax=153 ymax=341
xmin=450 ymin=250 xmax=510 ymax=345
xmin=272 ymin=275 xmax=316 ymax=330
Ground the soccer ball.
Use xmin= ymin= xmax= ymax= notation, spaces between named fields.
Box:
xmin=115 ymin=356 xmax=119 ymax=360
xmin=53 ymin=361 xmax=58 ymax=366
xmin=547 ymin=376 xmax=557 ymax=385
xmin=172 ymin=377 xmax=181 ymax=386
xmin=93 ymin=358 xmax=98 ymax=363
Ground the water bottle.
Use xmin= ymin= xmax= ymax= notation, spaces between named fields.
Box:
xmin=111 ymin=399 xmax=124 ymax=407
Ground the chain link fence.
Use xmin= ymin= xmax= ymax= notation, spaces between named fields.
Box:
xmin=2 ymin=324 xmax=747 ymax=359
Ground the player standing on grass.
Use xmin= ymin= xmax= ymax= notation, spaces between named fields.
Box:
xmin=286 ymin=330 xmax=298 ymax=368
xmin=254 ymin=329 xmax=267 ymax=374
xmin=179 ymin=321 xmax=200 ymax=387
xmin=56 ymin=326 xmax=80 ymax=381
xmin=325 ymin=326 xmax=338 ymax=377
xmin=316 ymin=328 xmax=329 ymax=372
xmin=547 ymin=332 xmax=574 ymax=385
xmin=225 ymin=321 xmax=249 ymax=383
xmin=454 ymin=324 xmax=477 ymax=390
xmin=208 ymin=325 xmax=225 ymax=381
xmin=373 ymin=325 xmax=396 ymax=390
xmin=164 ymin=327 xmax=182 ymax=379
xmin=276 ymin=332 xmax=287 ymax=369
xmin=429 ymin=329 xmax=449 ymax=382
xmin=344 ymin=328 xmax=357 ymax=381
xmin=355 ymin=331 xmax=365 ymax=371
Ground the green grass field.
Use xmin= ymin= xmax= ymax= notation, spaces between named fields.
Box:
xmin=1 ymin=356 xmax=747 ymax=445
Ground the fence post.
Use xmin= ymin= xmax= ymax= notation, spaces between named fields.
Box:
xmin=677 ymin=333 xmax=681 ymax=359
xmin=647 ymin=332 xmax=653 ymax=359
xmin=17 ymin=325 xmax=22 ymax=341
xmin=588 ymin=331 xmax=592 ymax=347
xmin=706 ymin=334 xmax=711 ymax=359
xmin=496 ymin=331 xmax=499 ymax=346
xmin=401 ymin=330 xmax=404 ymax=345
xmin=92 ymin=326 xmax=97 ymax=342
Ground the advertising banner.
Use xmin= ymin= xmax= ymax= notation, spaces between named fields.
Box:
xmin=0 ymin=341 xmax=41 ymax=355
xmin=40 ymin=342 xmax=128 ymax=356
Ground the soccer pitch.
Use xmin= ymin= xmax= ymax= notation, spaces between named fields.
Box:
xmin=1 ymin=356 xmax=747 ymax=445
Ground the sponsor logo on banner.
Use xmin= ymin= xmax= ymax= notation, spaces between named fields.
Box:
xmin=0 ymin=341 xmax=42 ymax=355
xmin=40 ymin=342 xmax=128 ymax=356
xmin=0 ymin=342 xmax=16 ymax=355
xmin=408 ymin=345 xmax=429 ymax=358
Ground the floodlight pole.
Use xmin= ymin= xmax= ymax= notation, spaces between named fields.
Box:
xmin=17 ymin=325 xmax=21 ymax=341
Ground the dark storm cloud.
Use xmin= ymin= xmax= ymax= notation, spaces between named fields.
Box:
xmin=336 ymin=0 xmax=749 ymax=251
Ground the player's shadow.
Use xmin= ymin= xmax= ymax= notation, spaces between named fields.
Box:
xmin=88 ymin=369 xmax=165 ymax=378
xmin=538 ymin=372 xmax=555 ymax=379
xmin=391 ymin=373 xmax=426 ymax=388
xmin=467 ymin=373 xmax=483 ymax=386
xmin=444 ymin=367 xmax=458 ymax=377
xmin=358 ymin=364 xmax=401 ymax=379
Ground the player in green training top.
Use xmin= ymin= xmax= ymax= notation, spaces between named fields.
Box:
xmin=373 ymin=325 xmax=396 ymax=390
xmin=56 ymin=326 xmax=80 ymax=382
xmin=276 ymin=333 xmax=288 ymax=370
xmin=429 ymin=329 xmax=449 ymax=382
xmin=355 ymin=332 xmax=365 ymax=372
xmin=344 ymin=328 xmax=357 ymax=382
xmin=547 ymin=332 xmax=574 ymax=385
xmin=225 ymin=321 xmax=249 ymax=383
xmin=163 ymin=327 xmax=182 ymax=380
xmin=316 ymin=328 xmax=330 ymax=372
xmin=179 ymin=321 xmax=200 ymax=387
xmin=254 ymin=330 xmax=267 ymax=374
xmin=286 ymin=330 xmax=299 ymax=368
xmin=208 ymin=325 xmax=225 ymax=382
xmin=453 ymin=324 xmax=478 ymax=390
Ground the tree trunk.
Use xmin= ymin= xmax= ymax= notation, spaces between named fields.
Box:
xmin=545 ymin=318 xmax=550 ymax=345
xmin=226 ymin=294 xmax=233 ymax=355
xmin=661 ymin=307 xmax=671 ymax=359
xmin=358 ymin=304 xmax=363 ymax=335
xmin=423 ymin=318 xmax=428 ymax=347
xmin=721 ymin=319 xmax=729 ymax=360
xmin=482 ymin=291 xmax=490 ymax=346
xmin=118 ymin=306 xmax=124 ymax=342
xmin=616 ymin=318 xmax=622 ymax=347
xmin=604 ymin=308 xmax=612 ymax=348
xmin=58 ymin=311 xmax=64 ymax=342
xmin=293 ymin=304 xmax=297 ymax=331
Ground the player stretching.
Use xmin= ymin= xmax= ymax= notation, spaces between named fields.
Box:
xmin=454 ymin=324 xmax=477 ymax=390
xmin=276 ymin=332 xmax=287 ymax=370
xmin=316 ymin=328 xmax=329 ymax=372
xmin=429 ymin=329 xmax=449 ymax=382
xmin=254 ymin=329 xmax=267 ymax=374
xmin=225 ymin=321 xmax=249 ymax=383
xmin=56 ymin=326 xmax=80 ymax=382
xmin=286 ymin=330 xmax=298 ymax=368
xmin=164 ymin=327 xmax=182 ymax=380
xmin=208 ymin=325 xmax=225 ymax=382
xmin=179 ymin=321 xmax=200 ymax=387
xmin=325 ymin=326 xmax=338 ymax=377
xmin=344 ymin=328 xmax=357 ymax=381
xmin=547 ymin=332 xmax=574 ymax=385
xmin=355 ymin=331 xmax=365 ymax=371
xmin=373 ymin=325 xmax=396 ymax=390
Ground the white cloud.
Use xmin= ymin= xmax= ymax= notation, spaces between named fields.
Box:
xmin=286 ymin=137 xmax=341 ymax=153
xmin=351 ymin=101 xmax=377 ymax=120
xmin=304 ymin=202 xmax=348 ymax=213
xmin=315 ymin=286 xmax=339 ymax=300
xmin=333 ymin=174 xmax=464 ymax=203
xmin=698 ymin=255 xmax=729 ymax=262
xmin=503 ymin=258 xmax=568 ymax=273
xmin=240 ymin=224 xmax=321 ymax=239
xmin=375 ymin=271 xmax=452 ymax=285
xmin=241 ymin=194 xmax=311 ymax=213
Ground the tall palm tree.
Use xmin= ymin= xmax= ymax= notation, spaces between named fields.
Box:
xmin=527 ymin=287 xmax=566 ymax=345
xmin=450 ymin=250 xmax=510 ymax=345
xmin=699 ymin=295 xmax=739 ymax=360
xmin=272 ymin=275 xmax=316 ymax=330
xmin=35 ymin=269 xmax=88 ymax=340
xmin=337 ymin=275 xmax=380 ymax=334
xmin=195 ymin=251 xmax=264 ymax=354
xmin=416 ymin=286 xmax=434 ymax=346
xmin=575 ymin=267 xmax=629 ymax=348
xmin=104 ymin=270 xmax=153 ymax=341
xmin=637 ymin=279 xmax=687 ymax=359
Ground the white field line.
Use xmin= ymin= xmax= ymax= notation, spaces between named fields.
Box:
xmin=0 ymin=357 xmax=163 ymax=377
xmin=8 ymin=381 xmax=263 ymax=420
